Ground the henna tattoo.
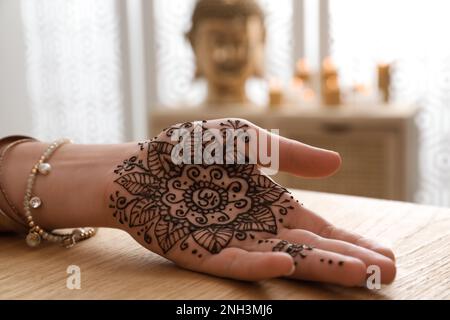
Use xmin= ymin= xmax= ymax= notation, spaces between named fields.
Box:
xmin=272 ymin=240 xmax=313 ymax=259
xmin=109 ymin=120 xmax=293 ymax=256
xmin=319 ymin=258 xmax=344 ymax=266
xmin=220 ymin=119 xmax=249 ymax=130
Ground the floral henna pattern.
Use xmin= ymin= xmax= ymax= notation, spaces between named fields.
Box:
xmin=163 ymin=165 xmax=253 ymax=227
xmin=109 ymin=121 xmax=294 ymax=256
xmin=272 ymin=240 xmax=314 ymax=259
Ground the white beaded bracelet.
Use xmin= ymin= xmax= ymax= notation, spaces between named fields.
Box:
xmin=23 ymin=138 xmax=96 ymax=248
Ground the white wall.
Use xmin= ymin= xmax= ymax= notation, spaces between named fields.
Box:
xmin=0 ymin=0 xmax=32 ymax=137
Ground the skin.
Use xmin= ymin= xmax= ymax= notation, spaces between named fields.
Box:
xmin=1 ymin=118 xmax=396 ymax=287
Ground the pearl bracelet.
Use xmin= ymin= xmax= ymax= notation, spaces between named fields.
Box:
xmin=23 ymin=138 xmax=96 ymax=248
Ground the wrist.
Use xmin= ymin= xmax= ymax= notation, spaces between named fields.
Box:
xmin=102 ymin=142 xmax=146 ymax=231
xmin=3 ymin=141 xmax=136 ymax=231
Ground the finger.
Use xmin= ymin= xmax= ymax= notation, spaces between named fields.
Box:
xmin=280 ymin=228 xmax=396 ymax=284
xmin=246 ymin=239 xmax=367 ymax=287
xmin=196 ymin=247 xmax=295 ymax=281
xmin=318 ymin=224 xmax=396 ymax=262
xmin=253 ymin=124 xmax=342 ymax=178
xmin=278 ymin=135 xmax=342 ymax=178
xmin=287 ymin=205 xmax=396 ymax=261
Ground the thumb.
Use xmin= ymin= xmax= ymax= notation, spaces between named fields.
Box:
xmin=253 ymin=125 xmax=342 ymax=178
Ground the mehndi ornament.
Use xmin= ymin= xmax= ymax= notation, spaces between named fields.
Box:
xmin=23 ymin=138 xmax=96 ymax=248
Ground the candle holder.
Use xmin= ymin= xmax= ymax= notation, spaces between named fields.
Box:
xmin=321 ymin=57 xmax=341 ymax=106
xmin=268 ymin=78 xmax=283 ymax=108
xmin=378 ymin=63 xmax=391 ymax=103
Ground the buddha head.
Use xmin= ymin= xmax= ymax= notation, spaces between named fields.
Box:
xmin=187 ymin=0 xmax=266 ymax=106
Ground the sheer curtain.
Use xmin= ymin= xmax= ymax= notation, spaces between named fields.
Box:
xmin=329 ymin=0 xmax=450 ymax=206
xmin=20 ymin=0 xmax=126 ymax=143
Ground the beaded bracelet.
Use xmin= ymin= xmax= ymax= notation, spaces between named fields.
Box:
xmin=23 ymin=138 xmax=96 ymax=248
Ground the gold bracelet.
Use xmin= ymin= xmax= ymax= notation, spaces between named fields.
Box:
xmin=23 ymin=138 xmax=96 ymax=248
xmin=0 ymin=137 xmax=36 ymax=232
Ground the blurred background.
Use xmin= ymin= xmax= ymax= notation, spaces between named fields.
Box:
xmin=1 ymin=0 xmax=449 ymax=206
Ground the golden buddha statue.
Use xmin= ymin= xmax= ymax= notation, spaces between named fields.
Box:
xmin=187 ymin=0 xmax=266 ymax=107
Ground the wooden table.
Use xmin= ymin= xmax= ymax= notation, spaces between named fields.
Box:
xmin=1 ymin=190 xmax=449 ymax=299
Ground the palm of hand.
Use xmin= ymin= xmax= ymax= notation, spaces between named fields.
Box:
xmin=109 ymin=119 xmax=396 ymax=287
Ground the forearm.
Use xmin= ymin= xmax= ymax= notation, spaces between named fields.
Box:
xmin=1 ymin=141 xmax=137 ymax=230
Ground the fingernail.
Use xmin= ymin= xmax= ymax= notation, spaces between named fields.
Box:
xmin=285 ymin=264 xmax=296 ymax=276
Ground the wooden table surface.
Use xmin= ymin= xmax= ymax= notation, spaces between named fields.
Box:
xmin=1 ymin=190 xmax=449 ymax=300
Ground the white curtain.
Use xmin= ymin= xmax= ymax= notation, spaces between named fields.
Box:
xmin=21 ymin=0 xmax=126 ymax=143
xmin=329 ymin=0 xmax=450 ymax=206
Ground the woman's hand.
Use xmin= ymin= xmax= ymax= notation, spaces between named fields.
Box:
xmin=107 ymin=118 xmax=396 ymax=287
